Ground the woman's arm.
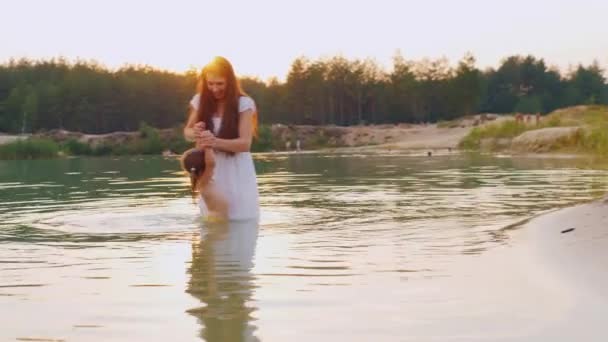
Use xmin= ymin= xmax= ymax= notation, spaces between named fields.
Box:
xmin=213 ymin=109 xmax=255 ymax=153
xmin=184 ymin=107 xmax=203 ymax=142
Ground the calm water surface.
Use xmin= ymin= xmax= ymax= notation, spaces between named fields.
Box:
xmin=1 ymin=152 xmax=607 ymax=341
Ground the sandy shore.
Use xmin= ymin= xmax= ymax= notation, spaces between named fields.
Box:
xmin=396 ymin=195 xmax=608 ymax=341
xmin=340 ymin=116 xmax=514 ymax=152
xmin=351 ymin=124 xmax=472 ymax=150
xmin=470 ymin=195 xmax=608 ymax=341
xmin=508 ymin=196 xmax=608 ymax=340
xmin=520 ymin=195 xmax=608 ymax=302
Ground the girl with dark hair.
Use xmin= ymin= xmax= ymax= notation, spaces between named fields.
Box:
xmin=180 ymin=145 xmax=228 ymax=221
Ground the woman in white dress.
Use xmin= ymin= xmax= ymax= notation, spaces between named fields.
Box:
xmin=184 ymin=56 xmax=259 ymax=221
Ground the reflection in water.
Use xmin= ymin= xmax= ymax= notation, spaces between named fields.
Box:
xmin=187 ymin=219 xmax=260 ymax=342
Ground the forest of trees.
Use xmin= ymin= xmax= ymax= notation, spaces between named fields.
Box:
xmin=0 ymin=53 xmax=606 ymax=134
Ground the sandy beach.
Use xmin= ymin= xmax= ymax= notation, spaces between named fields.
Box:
xmin=523 ymin=196 xmax=608 ymax=295
xmin=448 ymin=195 xmax=608 ymax=341
xmin=509 ymin=195 xmax=608 ymax=340
xmin=340 ymin=124 xmax=473 ymax=151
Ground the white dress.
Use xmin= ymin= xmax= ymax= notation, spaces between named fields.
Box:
xmin=190 ymin=94 xmax=260 ymax=220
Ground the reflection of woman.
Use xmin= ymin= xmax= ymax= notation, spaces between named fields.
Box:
xmin=186 ymin=219 xmax=260 ymax=342
xmin=183 ymin=56 xmax=260 ymax=220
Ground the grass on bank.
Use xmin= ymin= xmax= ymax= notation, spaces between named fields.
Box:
xmin=0 ymin=122 xmax=277 ymax=160
xmin=459 ymin=106 xmax=608 ymax=156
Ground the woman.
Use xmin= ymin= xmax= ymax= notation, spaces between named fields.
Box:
xmin=184 ymin=56 xmax=259 ymax=220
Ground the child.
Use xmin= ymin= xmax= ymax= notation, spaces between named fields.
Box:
xmin=180 ymin=146 xmax=228 ymax=221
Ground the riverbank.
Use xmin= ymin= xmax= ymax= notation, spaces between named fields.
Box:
xmin=459 ymin=105 xmax=608 ymax=157
xmin=8 ymin=106 xmax=607 ymax=160
xmin=0 ymin=124 xmax=190 ymax=159
xmin=0 ymin=115 xmax=502 ymax=159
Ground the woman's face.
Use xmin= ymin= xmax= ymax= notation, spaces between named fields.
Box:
xmin=206 ymin=73 xmax=227 ymax=100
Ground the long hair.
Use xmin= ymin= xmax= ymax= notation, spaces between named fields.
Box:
xmin=180 ymin=148 xmax=206 ymax=199
xmin=195 ymin=57 xmax=258 ymax=150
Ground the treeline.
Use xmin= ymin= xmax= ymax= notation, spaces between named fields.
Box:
xmin=0 ymin=58 xmax=196 ymax=133
xmin=0 ymin=54 xmax=606 ymax=133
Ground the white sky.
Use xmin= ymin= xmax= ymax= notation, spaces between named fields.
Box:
xmin=2 ymin=0 xmax=608 ymax=80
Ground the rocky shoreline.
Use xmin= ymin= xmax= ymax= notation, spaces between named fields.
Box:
xmin=0 ymin=117 xmax=493 ymax=153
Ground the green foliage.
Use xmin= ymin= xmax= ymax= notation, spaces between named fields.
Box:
xmin=251 ymin=125 xmax=274 ymax=152
xmin=545 ymin=116 xmax=562 ymax=127
xmin=580 ymin=128 xmax=608 ymax=156
xmin=61 ymin=138 xmax=92 ymax=155
xmin=9 ymin=124 xmax=194 ymax=158
xmin=485 ymin=120 xmax=527 ymax=138
xmin=0 ymin=55 xmax=606 ymax=135
xmin=460 ymin=106 xmax=608 ymax=155
xmin=90 ymin=143 xmax=114 ymax=156
xmin=136 ymin=122 xmax=162 ymax=154
xmin=165 ymin=127 xmax=191 ymax=154
xmin=138 ymin=121 xmax=155 ymax=138
xmin=0 ymin=138 xmax=60 ymax=159
xmin=0 ymin=59 xmax=196 ymax=134
xmin=459 ymin=120 xmax=531 ymax=150
xmin=514 ymin=96 xmax=543 ymax=114
xmin=459 ymin=127 xmax=483 ymax=150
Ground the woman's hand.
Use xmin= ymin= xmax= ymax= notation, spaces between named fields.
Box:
xmin=193 ymin=122 xmax=207 ymax=149
xmin=193 ymin=121 xmax=205 ymax=138
xmin=199 ymin=130 xmax=216 ymax=148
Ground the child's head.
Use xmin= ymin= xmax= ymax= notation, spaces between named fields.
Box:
xmin=180 ymin=149 xmax=206 ymax=195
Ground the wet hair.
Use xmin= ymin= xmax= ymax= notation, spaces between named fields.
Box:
xmin=180 ymin=149 xmax=206 ymax=197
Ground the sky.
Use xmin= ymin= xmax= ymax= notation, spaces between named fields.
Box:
xmin=2 ymin=0 xmax=608 ymax=80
